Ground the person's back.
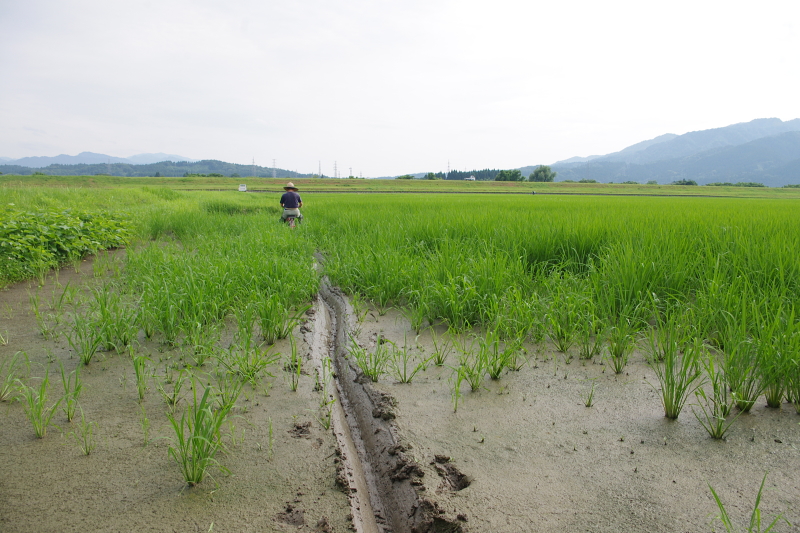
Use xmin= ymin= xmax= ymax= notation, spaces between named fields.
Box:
xmin=280 ymin=182 xmax=303 ymax=222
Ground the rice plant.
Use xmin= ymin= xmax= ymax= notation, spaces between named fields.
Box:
xmin=167 ymin=379 xmax=237 ymax=485
xmin=156 ymin=368 xmax=187 ymax=411
xmin=69 ymin=407 xmax=98 ymax=455
xmin=646 ymin=309 xmax=705 ymax=419
xmin=454 ymin=337 xmax=487 ymax=392
xmin=59 ymin=362 xmax=82 ymax=422
xmin=67 ymin=312 xmax=103 ymax=365
xmin=19 ymin=370 xmax=62 ymax=438
xmin=606 ymin=317 xmax=637 ymax=374
xmin=389 ymin=335 xmax=430 ymax=384
xmin=132 ymin=355 xmax=150 ymax=401
xmin=430 ymin=328 xmax=454 ymax=366
xmin=258 ymin=295 xmax=310 ymax=345
xmin=694 ymin=351 xmax=740 ymax=439
xmin=285 ymin=334 xmax=302 ymax=391
xmin=219 ymin=344 xmax=279 ymax=386
xmin=348 ymin=336 xmax=391 ymax=382
xmin=1 ymin=351 xmax=28 ymax=402
xmin=578 ymin=314 xmax=606 ymax=361
xmin=584 ymin=380 xmax=597 ymax=407
xmin=708 ymin=472 xmax=790 ymax=532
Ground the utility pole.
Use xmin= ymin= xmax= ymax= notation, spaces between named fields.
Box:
xmin=252 ymin=158 xmax=256 ymax=178
xmin=349 ymin=167 xmax=352 ymax=178
xmin=334 ymin=161 xmax=338 ymax=179
xmin=272 ymin=159 xmax=276 ymax=179
xmin=318 ymin=160 xmax=321 ymax=178
xmin=447 ymin=160 xmax=450 ymax=180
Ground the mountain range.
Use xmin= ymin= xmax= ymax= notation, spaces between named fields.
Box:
xmin=0 ymin=152 xmax=195 ymax=167
xmin=548 ymin=118 xmax=800 ymax=186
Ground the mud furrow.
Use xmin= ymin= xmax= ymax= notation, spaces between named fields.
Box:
xmin=305 ymin=280 xmax=462 ymax=533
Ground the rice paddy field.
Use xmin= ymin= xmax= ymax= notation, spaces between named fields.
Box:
xmin=1 ymin=183 xmax=799 ymax=532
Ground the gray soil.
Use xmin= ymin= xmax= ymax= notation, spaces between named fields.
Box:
xmin=2 ymin=258 xmax=799 ymax=532
xmin=0 ymin=259 xmax=351 ymax=533
xmin=347 ymin=309 xmax=800 ymax=533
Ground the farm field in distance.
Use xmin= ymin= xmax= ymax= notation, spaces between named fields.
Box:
xmin=3 ymin=173 xmax=800 ymax=198
xmin=1 ymin=182 xmax=799 ymax=532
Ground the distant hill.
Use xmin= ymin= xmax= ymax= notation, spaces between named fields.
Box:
xmin=0 ymin=151 xmax=196 ymax=168
xmin=0 ymin=159 xmax=309 ymax=178
xmin=550 ymin=118 xmax=800 ymax=186
xmin=552 ymin=131 xmax=800 ymax=187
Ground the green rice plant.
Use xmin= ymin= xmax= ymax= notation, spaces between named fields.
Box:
xmin=0 ymin=330 xmax=7 ymax=346
xmin=718 ymin=301 xmax=764 ymax=412
xmin=454 ymin=336 xmax=487 ymax=392
xmin=257 ymin=294 xmax=309 ymax=345
xmin=450 ymin=366 xmax=465 ymax=412
xmin=478 ymin=328 xmax=522 ymax=380
xmin=69 ymin=407 xmax=98 ymax=455
xmin=67 ymin=312 xmax=103 ymax=365
xmin=389 ymin=335 xmax=430 ymax=384
xmin=708 ymin=472 xmax=790 ymax=532
xmin=285 ymin=335 xmax=302 ymax=392
xmin=218 ymin=343 xmax=280 ymax=386
xmin=760 ymin=307 xmax=796 ymax=409
xmin=348 ymin=336 xmax=391 ymax=382
xmin=1 ymin=351 xmax=28 ymax=401
xmin=646 ymin=321 xmax=705 ymax=420
xmin=132 ymin=355 xmax=150 ymax=401
xmin=578 ymin=316 xmax=606 ymax=361
xmin=19 ymin=370 xmax=62 ymax=438
xmin=584 ymin=380 xmax=597 ymax=407
xmin=787 ymin=358 xmax=800 ymax=415
xmin=694 ymin=363 xmax=741 ymax=440
xmin=400 ymin=294 xmax=429 ymax=335
xmin=429 ymin=328 xmax=454 ymax=366
xmin=59 ymin=362 xmax=82 ymax=422
xmin=167 ymin=379 xmax=236 ymax=486
xmin=157 ymin=368 xmax=187 ymax=411
xmin=605 ymin=314 xmax=638 ymax=374
xmin=215 ymin=374 xmax=243 ymax=411
xmin=545 ymin=278 xmax=586 ymax=353
xmin=350 ymin=292 xmax=370 ymax=323
xmin=183 ymin=321 xmax=219 ymax=367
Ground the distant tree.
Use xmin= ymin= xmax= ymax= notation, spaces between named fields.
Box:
xmin=529 ymin=165 xmax=556 ymax=182
xmin=646 ymin=180 xmax=658 ymax=185
xmin=495 ymin=169 xmax=524 ymax=181
xmin=396 ymin=174 xmax=415 ymax=180
xmin=154 ymin=172 xmax=161 ymax=177
xmin=208 ymin=173 xmax=224 ymax=177
xmin=670 ymin=179 xmax=697 ymax=186
xmin=230 ymin=173 xmax=240 ymax=178
xmin=424 ymin=172 xmax=439 ymax=180
xmin=578 ymin=179 xmax=597 ymax=183
xmin=621 ymin=181 xmax=639 ymax=184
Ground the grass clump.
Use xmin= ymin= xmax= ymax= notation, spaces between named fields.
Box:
xmin=167 ymin=378 xmax=239 ymax=486
xmin=708 ymin=472 xmax=790 ymax=532
xmin=19 ymin=369 xmax=62 ymax=438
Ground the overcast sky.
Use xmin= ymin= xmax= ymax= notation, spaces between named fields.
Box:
xmin=1 ymin=1 xmax=799 ymax=176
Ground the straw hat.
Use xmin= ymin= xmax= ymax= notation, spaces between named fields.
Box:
xmin=283 ymin=182 xmax=298 ymax=191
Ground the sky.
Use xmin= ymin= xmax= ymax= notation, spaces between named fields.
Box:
xmin=1 ymin=1 xmax=799 ymax=177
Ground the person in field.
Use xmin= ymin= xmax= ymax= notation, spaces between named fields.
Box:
xmin=280 ymin=182 xmax=303 ymax=222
